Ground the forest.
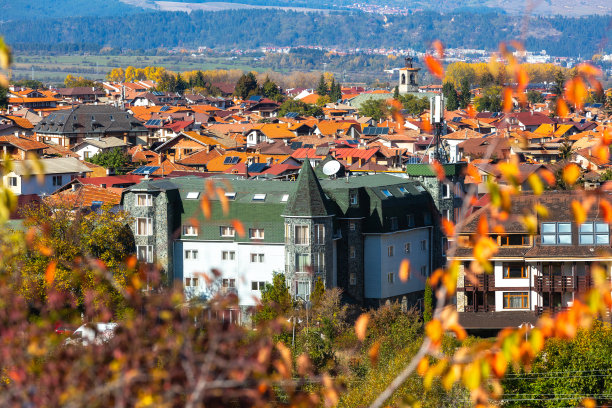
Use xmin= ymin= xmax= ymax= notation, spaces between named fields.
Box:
xmin=1 ymin=10 xmax=610 ymax=57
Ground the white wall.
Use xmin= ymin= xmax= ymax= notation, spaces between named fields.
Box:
xmin=74 ymin=144 xmax=102 ymax=161
xmin=364 ymin=228 xmax=430 ymax=300
xmin=493 ymin=261 xmax=537 ymax=312
xmin=176 ymin=240 xmax=285 ymax=306
xmin=4 ymin=172 xmax=78 ymax=196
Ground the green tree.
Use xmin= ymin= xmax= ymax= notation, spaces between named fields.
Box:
xmin=0 ymin=86 xmax=7 ymax=109
xmin=527 ymin=90 xmax=545 ymax=105
xmin=12 ymin=79 xmax=45 ymax=89
xmin=316 ymin=94 xmax=331 ymax=107
xmin=261 ymin=76 xmax=281 ymax=100
xmin=359 ymin=98 xmax=387 ymax=121
xmin=234 ymin=72 xmax=258 ymax=99
xmin=63 ymin=74 xmax=100 ymax=89
xmin=175 ymin=73 xmax=187 ymax=94
xmin=316 ymin=74 xmax=328 ymax=97
xmin=277 ymin=99 xmax=323 ymax=117
xmin=86 ymin=148 xmax=131 ymax=175
xmin=399 ymin=94 xmax=430 ymax=116
xmin=459 ymin=78 xmax=471 ymax=109
xmin=442 ymin=82 xmax=459 ymax=111
xmin=475 ymin=86 xmax=503 ymax=112
xmin=393 ymin=85 xmax=400 ymax=99
xmin=558 ymin=135 xmax=573 ymax=160
xmin=252 ymin=273 xmax=293 ymax=325
xmin=423 ymin=280 xmax=433 ymax=323
xmin=329 ymin=80 xmax=342 ymax=102
xmin=156 ymin=72 xmax=176 ymax=92
xmin=552 ymin=70 xmax=565 ymax=102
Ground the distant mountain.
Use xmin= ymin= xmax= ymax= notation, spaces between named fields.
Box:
xmin=1 ymin=10 xmax=609 ymax=57
xmin=0 ymin=0 xmax=142 ymax=20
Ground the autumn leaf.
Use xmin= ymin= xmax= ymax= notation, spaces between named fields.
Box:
xmin=425 ymin=319 xmax=443 ymax=342
xmin=466 ymin=163 xmax=482 ymax=183
xmin=466 ymin=104 xmax=476 ymax=118
xmin=416 ymin=357 xmax=429 ymax=376
xmin=216 ymin=187 xmax=229 ymax=215
xmin=562 ymin=163 xmax=580 ymax=185
xmin=432 ymin=40 xmax=444 ymax=59
xmin=594 ymin=145 xmax=609 ymax=163
xmin=430 ymin=160 xmax=445 ymax=181
xmin=45 ymin=260 xmax=57 ymax=285
xmin=368 ymin=340 xmax=381 ymax=366
xmin=441 ymin=218 xmax=455 ymax=236
xmin=399 ymin=259 xmax=411 ymax=282
xmin=477 ymin=214 xmax=489 ymax=236
xmin=538 ymin=168 xmax=556 ymax=186
xmin=582 ymin=398 xmax=596 ymax=408
xmin=577 ymin=63 xmax=602 ymax=78
xmin=600 ymin=199 xmax=612 ymax=223
xmin=527 ymin=173 xmax=543 ymax=195
xmin=565 ymin=77 xmax=587 ymax=109
xmin=516 ymin=65 xmax=529 ymax=91
xmin=502 ymin=87 xmax=513 ymax=112
xmin=231 ymin=219 xmax=245 ymax=237
xmin=355 ymin=313 xmax=369 ymax=341
xmin=490 ymin=352 xmax=507 ymax=378
xmin=556 ymin=99 xmax=569 ymax=117
xmin=424 ymin=54 xmax=444 ymax=79
xmin=572 ymin=200 xmax=586 ymax=225
xmin=200 ymin=196 xmax=211 ymax=219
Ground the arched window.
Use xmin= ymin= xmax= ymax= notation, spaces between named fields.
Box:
xmin=401 ymin=73 xmax=406 ymax=85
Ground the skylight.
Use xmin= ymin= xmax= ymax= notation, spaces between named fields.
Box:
xmin=186 ymin=192 xmax=200 ymax=199
xmin=281 ymin=194 xmax=289 ymax=202
xmin=398 ymin=187 xmax=408 ymax=194
xmin=225 ymin=192 xmax=237 ymax=200
xmin=381 ymin=189 xmax=393 ymax=198
xmin=253 ymin=194 xmax=266 ymax=201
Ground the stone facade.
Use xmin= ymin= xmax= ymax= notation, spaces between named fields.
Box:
xmin=335 ymin=218 xmax=365 ymax=303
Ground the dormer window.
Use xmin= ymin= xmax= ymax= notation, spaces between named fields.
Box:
xmin=281 ymin=194 xmax=289 ymax=202
xmin=186 ymin=192 xmax=200 ymax=199
xmin=381 ymin=189 xmax=393 ymax=198
xmin=225 ymin=192 xmax=237 ymax=200
xmin=398 ymin=187 xmax=408 ymax=194
xmin=253 ymin=193 xmax=266 ymax=201
xmin=350 ymin=192 xmax=358 ymax=205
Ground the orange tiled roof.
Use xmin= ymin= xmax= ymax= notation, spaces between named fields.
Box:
xmin=50 ymin=184 xmax=122 ymax=207
xmin=251 ymin=123 xmax=296 ymax=139
xmin=206 ymin=152 xmax=290 ymax=172
xmin=0 ymin=135 xmax=47 ymax=151
xmin=182 ymin=131 xmax=228 ymax=148
xmin=299 ymin=93 xmax=320 ymax=105
xmin=4 ymin=115 xmax=34 ymax=129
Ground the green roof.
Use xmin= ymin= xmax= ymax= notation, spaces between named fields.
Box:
xmin=283 ymin=160 xmax=332 ymax=218
xmin=404 ymin=163 xmax=466 ymax=177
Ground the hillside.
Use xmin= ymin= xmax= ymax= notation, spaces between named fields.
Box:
xmin=1 ymin=10 xmax=610 ymax=57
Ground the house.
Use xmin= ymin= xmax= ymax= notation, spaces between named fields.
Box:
xmin=121 ymin=161 xmax=443 ymax=323
xmin=155 ymin=131 xmax=228 ymax=162
xmin=0 ymin=115 xmax=35 ymax=136
xmin=245 ymin=123 xmax=296 ymax=147
xmin=0 ymin=135 xmax=48 ymax=160
xmin=33 ymin=105 xmax=149 ymax=148
xmin=2 ymin=157 xmax=92 ymax=196
xmin=72 ymin=137 xmax=129 ymax=161
xmin=453 ymin=191 xmax=612 ymax=334
xmin=57 ymin=87 xmax=105 ymax=103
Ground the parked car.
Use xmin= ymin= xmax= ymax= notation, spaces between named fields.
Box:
xmin=65 ymin=323 xmax=118 ymax=346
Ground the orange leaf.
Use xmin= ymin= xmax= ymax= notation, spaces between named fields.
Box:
xmin=600 ymin=199 xmax=612 ymax=223
xmin=491 ymin=352 xmax=507 ymax=378
xmin=565 ymin=77 xmax=587 ymax=109
xmin=442 ymin=218 xmax=455 ymax=236
xmin=200 ymin=196 xmax=211 ymax=219
xmin=45 ymin=260 xmax=57 ymax=285
xmin=594 ymin=145 xmax=609 ymax=163
xmin=477 ymin=215 xmax=488 ymax=236
xmin=602 ymin=127 xmax=612 ymax=145
xmin=502 ymin=87 xmax=513 ymax=112
xmin=448 ymin=323 xmax=466 ymax=340
xmin=577 ymin=63 xmax=602 ymax=78
xmin=416 ymin=357 xmax=429 ymax=376
xmin=562 ymin=163 xmax=580 ymax=185
xmin=231 ymin=219 xmax=245 ymax=237
xmin=583 ymin=398 xmax=596 ymax=408
xmin=432 ymin=40 xmax=444 ymax=59
xmin=425 ymin=319 xmax=443 ymax=343
xmin=424 ymin=54 xmax=444 ymax=79
xmin=516 ymin=66 xmax=529 ymax=91
xmin=216 ymin=187 xmax=229 ymax=215
xmin=399 ymin=259 xmax=411 ymax=282
xmin=466 ymin=104 xmax=476 ymax=118
xmin=368 ymin=341 xmax=381 ymax=366
xmin=571 ymin=200 xmax=586 ymax=226
xmin=355 ymin=313 xmax=369 ymax=341
xmin=556 ymin=99 xmax=569 ymax=117
xmin=430 ymin=160 xmax=445 ymax=181
xmin=538 ymin=168 xmax=556 ymax=186
xmin=466 ymin=163 xmax=482 ymax=183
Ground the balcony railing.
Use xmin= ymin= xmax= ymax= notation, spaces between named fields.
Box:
xmin=464 ymin=304 xmax=496 ymax=312
xmin=464 ymin=274 xmax=495 ymax=291
xmin=535 ymin=306 xmax=569 ymax=316
xmin=534 ymin=275 xmax=596 ymax=293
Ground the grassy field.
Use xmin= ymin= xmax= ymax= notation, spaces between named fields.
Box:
xmin=11 ymin=54 xmax=261 ymax=84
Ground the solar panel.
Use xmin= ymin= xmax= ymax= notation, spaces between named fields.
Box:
xmin=248 ymin=163 xmax=268 ymax=173
xmin=285 ymin=112 xmax=299 ymax=118
xmin=160 ymin=105 xmax=170 ymax=112
xmin=303 ymin=144 xmax=313 ymax=149
xmin=223 ymin=157 xmax=233 ymax=165
xmin=248 ymin=95 xmax=262 ymax=102
xmin=290 ymin=142 xmax=302 ymax=150
xmin=133 ymin=166 xmax=159 ymax=175
xmin=231 ymin=157 xmax=240 ymax=164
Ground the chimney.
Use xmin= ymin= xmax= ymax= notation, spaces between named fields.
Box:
xmin=71 ymin=184 xmax=77 ymax=192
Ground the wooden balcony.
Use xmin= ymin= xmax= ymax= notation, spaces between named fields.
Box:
xmin=464 ymin=304 xmax=496 ymax=312
xmin=464 ymin=274 xmax=495 ymax=292
xmin=535 ymin=275 xmax=595 ymax=293
xmin=535 ymin=306 xmax=569 ymax=316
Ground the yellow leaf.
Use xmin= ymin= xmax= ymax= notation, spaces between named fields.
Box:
xmin=562 ymin=163 xmax=580 ymax=185
xmin=355 ymin=313 xmax=369 ymax=341
xmin=416 ymin=357 xmax=429 ymax=376
xmin=572 ymin=200 xmax=586 ymax=225
xmin=527 ymin=173 xmax=543 ymax=195
xmin=462 ymin=361 xmax=481 ymax=390
xmin=399 ymin=259 xmax=411 ymax=282
xmin=425 ymin=319 xmax=443 ymax=343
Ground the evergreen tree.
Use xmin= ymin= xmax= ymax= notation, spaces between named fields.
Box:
xmin=459 ymin=78 xmax=471 ymax=109
xmin=252 ymin=273 xmax=293 ymax=326
xmin=0 ymin=86 xmax=7 ymax=109
xmin=442 ymin=81 xmax=459 ymax=111
xmin=316 ymin=74 xmax=328 ymax=97
xmin=234 ymin=72 xmax=258 ymax=99
xmin=86 ymin=148 xmax=131 ymax=175
xmin=175 ymin=73 xmax=187 ymax=94
xmin=552 ymin=70 xmax=565 ymax=102
xmin=261 ymin=76 xmax=281 ymax=100
xmin=330 ymin=81 xmax=342 ymax=102
xmin=193 ymin=70 xmax=206 ymax=88
xmin=393 ymin=85 xmax=400 ymax=99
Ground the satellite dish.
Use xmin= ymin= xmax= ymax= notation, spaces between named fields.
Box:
xmin=322 ymin=160 xmax=341 ymax=177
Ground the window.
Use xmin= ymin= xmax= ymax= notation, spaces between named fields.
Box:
xmin=84 ymin=151 xmax=90 ymax=159
xmin=249 ymin=228 xmax=265 ymax=240
xmin=421 ymin=240 xmax=427 ymax=251
xmin=314 ymin=224 xmax=325 ymax=244
xmin=185 ymin=277 xmax=191 ymax=287
xmin=443 ymin=209 xmax=452 ymax=221
xmin=222 ymin=250 xmax=235 ymax=261
xmin=250 ymin=253 xmax=265 ymax=263
xmin=183 ymin=225 xmax=198 ymax=236
xmin=390 ymin=217 xmax=398 ymax=231
xmin=135 ymin=218 xmax=152 ymax=236
xmin=294 ymin=225 xmax=309 ymax=245
xmin=7 ymin=177 xmax=17 ymax=187
xmin=423 ymin=213 xmax=432 ymax=225
xmin=350 ymin=192 xmax=358 ymax=205
xmin=251 ymin=281 xmax=266 ymax=291
xmin=503 ymin=263 xmax=527 ymax=278
xmin=220 ymin=226 xmax=235 ymax=237
xmin=349 ymin=221 xmax=356 ymax=231
xmin=387 ymin=272 xmax=395 ymax=284
xmin=281 ymin=194 xmax=289 ymax=202
xmin=405 ymin=243 xmax=411 ymax=254
xmin=579 ymin=222 xmax=609 ymax=245
xmin=399 ymin=186 xmax=408 ymax=194
xmin=541 ymin=222 xmax=572 ymax=245
xmin=381 ymin=189 xmax=393 ymax=198
xmin=136 ymin=245 xmax=153 ymax=263
xmin=185 ymin=249 xmax=198 ymax=260
xmin=421 ymin=266 xmax=427 ymax=276
xmin=442 ymin=183 xmax=451 ymax=198
xmin=406 ymin=214 xmax=414 ymax=227
xmin=349 ymin=246 xmax=356 ymax=259
xmin=136 ymin=194 xmax=152 ymax=206
xmin=296 ymin=280 xmax=310 ymax=300
xmin=387 ymin=245 xmax=394 ymax=257
xmin=285 ymin=224 xmax=291 ymax=244
xmin=225 ymin=192 xmax=237 ymax=200
xmin=252 ymin=193 xmax=266 ymax=201
xmin=222 ymin=278 xmax=236 ymax=288
xmin=503 ymin=292 xmax=529 ymax=309
xmin=185 ymin=277 xmax=199 ymax=287
xmin=52 ymin=175 xmax=63 ymax=186
xmin=296 ymin=254 xmax=311 ymax=272
xmin=314 ymin=252 xmax=325 ymax=273
xmin=349 ymin=273 xmax=356 ymax=285
xmin=499 ymin=235 xmax=529 ymax=246
xmin=186 ymin=191 xmax=200 ymax=199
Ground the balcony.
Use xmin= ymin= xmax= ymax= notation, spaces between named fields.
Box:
xmin=464 ymin=274 xmax=495 ymax=292
xmin=464 ymin=304 xmax=496 ymax=312
xmin=534 ymin=275 xmax=595 ymax=293
xmin=535 ymin=306 xmax=569 ymax=316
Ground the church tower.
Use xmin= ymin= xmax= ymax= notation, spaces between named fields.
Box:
xmin=398 ymin=57 xmax=420 ymax=94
